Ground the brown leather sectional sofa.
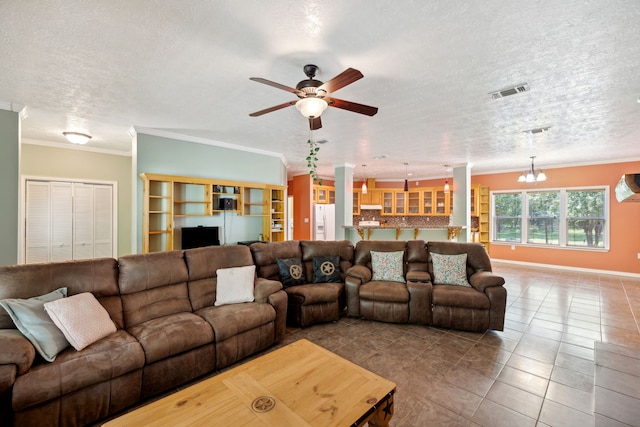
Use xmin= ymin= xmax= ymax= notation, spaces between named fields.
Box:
xmin=0 ymin=239 xmax=505 ymax=426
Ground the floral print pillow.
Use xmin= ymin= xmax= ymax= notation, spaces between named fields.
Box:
xmin=430 ymin=252 xmax=471 ymax=286
xmin=371 ymin=251 xmax=405 ymax=282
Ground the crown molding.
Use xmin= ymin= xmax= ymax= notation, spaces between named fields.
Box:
xmin=133 ymin=127 xmax=288 ymax=168
xmin=22 ymin=138 xmax=131 ymax=156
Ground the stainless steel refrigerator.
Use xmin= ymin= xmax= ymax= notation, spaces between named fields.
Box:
xmin=313 ymin=204 xmax=335 ymax=241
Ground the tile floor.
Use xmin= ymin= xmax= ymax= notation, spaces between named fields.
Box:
xmin=277 ymin=262 xmax=640 ymax=426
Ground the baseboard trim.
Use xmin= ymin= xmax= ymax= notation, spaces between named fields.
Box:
xmin=492 ymin=259 xmax=640 ymax=279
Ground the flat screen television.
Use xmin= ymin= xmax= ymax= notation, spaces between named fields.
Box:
xmin=181 ymin=226 xmax=220 ymax=249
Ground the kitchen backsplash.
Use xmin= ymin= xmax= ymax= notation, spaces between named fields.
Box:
xmin=354 ymin=211 xmax=480 ymax=229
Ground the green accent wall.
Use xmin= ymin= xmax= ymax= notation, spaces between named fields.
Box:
xmin=21 ymin=144 xmax=134 ymax=256
xmin=0 ymin=109 xmax=19 ymax=266
xmin=136 ymin=133 xmax=287 ymax=252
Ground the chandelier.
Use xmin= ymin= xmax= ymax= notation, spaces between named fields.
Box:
xmin=518 ymin=156 xmax=547 ymax=183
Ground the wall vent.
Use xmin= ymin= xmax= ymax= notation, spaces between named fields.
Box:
xmin=490 ymin=83 xmax=530 ymax=99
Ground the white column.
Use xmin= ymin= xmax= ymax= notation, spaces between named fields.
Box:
xmin=333 ymin=163 xmax=354 ymax=240
xmin=451 ymin=163 xmax=472 ymax=242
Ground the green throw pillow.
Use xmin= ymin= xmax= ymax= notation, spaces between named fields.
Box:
xmin=430 ymin=253 xmax=471 ymax=287
xmin=0 ymin=288 xmax=70 ymax=362
xmin=371 ymin=250 xmax=405 ymax=282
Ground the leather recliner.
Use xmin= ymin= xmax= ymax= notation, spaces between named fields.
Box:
xmin=345 ymin=240 xmax=432 ymax=324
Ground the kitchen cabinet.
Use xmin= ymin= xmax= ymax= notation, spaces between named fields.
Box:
xmin=313 ymin=185 xmax=335 ymax=204
xmin=353 ymin=190 xmax=360 ymax=215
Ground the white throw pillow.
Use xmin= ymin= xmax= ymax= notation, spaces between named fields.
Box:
xmin=44 ymin=292 xmax=117 ymax=351
xmin=430 ymin=252 xmax=471 ymax=287
xmin=215 ymin=265 xmax=256 ymax=306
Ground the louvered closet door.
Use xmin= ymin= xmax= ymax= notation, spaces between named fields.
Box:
xmin=73 ymin=184 xmax=94 ymax=260
xmin=50 ymin=182 xmax=73 ymax=261
xmin=93 ymin=185 xmax=113 ymax=258
xmin=25 ymin=181 xmax=52 ymax=263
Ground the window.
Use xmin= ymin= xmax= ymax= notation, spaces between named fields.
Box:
xmin=492 ymin=187 xmax=608 ymax=250
xmin=494 ymin=193 xmax=522 ymax=242
xmin=527 ymin=191 xmax=559 ymax=245
xmin=566 ymin=190 xmax=606 ymax=248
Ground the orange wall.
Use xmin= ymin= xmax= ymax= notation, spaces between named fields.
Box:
xmin=473 ymin=161 xmax=640 ymax=275
xmin=288 ymin=175 xmax=313 ymax=240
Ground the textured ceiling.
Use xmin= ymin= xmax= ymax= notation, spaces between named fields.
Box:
xmin=1 ymin=0 xmax=640 ymax=181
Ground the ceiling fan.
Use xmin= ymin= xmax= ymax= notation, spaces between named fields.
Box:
xmin=249 ymin=64 xmax=378 ymax=130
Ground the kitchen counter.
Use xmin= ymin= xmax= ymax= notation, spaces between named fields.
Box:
xmin=344 ymin=225 xmax=464 ymax=240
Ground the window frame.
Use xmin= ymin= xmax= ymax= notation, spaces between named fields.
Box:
xmin=491 ymin=186 xmax=609 ymax=251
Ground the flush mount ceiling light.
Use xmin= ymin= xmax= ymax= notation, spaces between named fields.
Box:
xmin=63 ymin=132 xmax=92 ymax=145
xmin=518 ymin=156 xmax=547 ymax=183
xmin=361 ymin=164 xmax=368 ymax=194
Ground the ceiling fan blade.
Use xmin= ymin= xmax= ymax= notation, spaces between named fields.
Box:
xmin=249 ymin=101 xmax=296 ymax=117
xmin=318 ymin=68 xmax=363 ymax=93
xmin=309 ymin=116 xmax=322 ymax=130
xmin=325 ymin=97 xmax=378 ymax=116
xmin=249 ymin=77 xmax=305 ymax=96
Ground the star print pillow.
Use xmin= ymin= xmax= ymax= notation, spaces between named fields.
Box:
xmin=276 ymin=258 xmax=306 ymax=288
xmin=312 ymin=256 xmax=341 ymax=284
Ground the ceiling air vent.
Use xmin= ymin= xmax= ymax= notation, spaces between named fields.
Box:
xmin=490 ymin=83 xmax=530 ymax=99
xmin=523 ymin=126 xmax=551 ymax=134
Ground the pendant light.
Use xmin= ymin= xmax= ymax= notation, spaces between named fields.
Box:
xmin=403 ymin=163 xmax=409 ymax=192
xmin=443 ymin=164 xmax=451 ymax=193
xmin=517 ymin=156 xmax=547 ymax=183
xmin=361 ymin=164 xmax=368 ymax=194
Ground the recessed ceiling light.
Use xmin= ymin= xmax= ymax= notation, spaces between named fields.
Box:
xmin=373 ymin=155 xmax=388 ymax=160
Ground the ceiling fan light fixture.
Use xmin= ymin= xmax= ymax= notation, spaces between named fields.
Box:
xmin=296 ymin=97 xmax=328 ymax=118
xmin=63 ymin=131 xmax=92 ymax=145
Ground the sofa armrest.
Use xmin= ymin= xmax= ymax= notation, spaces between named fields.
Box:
xmin=406 ymin=270 xmax=430 ymax=283
xmin=407 ymin=281 xmax=432 ymax=324
xmin=346 ymin=265 xmax=372 ymax=283
xmin=254 ymin=278 xmax=283 ymax=303
xmin=469 ymin=271 xmax=505 ymax=292
xmin=0 ymin=329 xmax=35 ymax=376
xmin=345 ymin=275 xmax=363 ymax=317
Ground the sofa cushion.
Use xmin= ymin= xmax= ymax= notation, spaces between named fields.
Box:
xmin=312 ymin=256 xmax=341 ymax=283
xmin=371 ymin=251 xmax=405 ymax=282
xmin=196 ymin=302 xmax=275 ymax=343
xmin=127 ymin=312 xmax=214 ymax=364
xmin=0 ymin=288 xmax=69 ymax=362
xmin=359 ymin=281 xmax=409 ymax=303
xmin=215 ymin=265 xmax=255 ymax=306
xmin=432 ymin=284 xmax=491 ymax=309
xmin=185 ymin=245 xmax=256 ymax=311
xmin=276 ymin=258 xmax=305 ymax=287
xmin=11 ymin=329 xmax=144 ymax=412
xmin=44 ymin=292 xmax=117 ymax=351
xmin=430 ymin=253 xmax=471 ymax=287
xmin=285 ymin=283 xmax=343 ymax=306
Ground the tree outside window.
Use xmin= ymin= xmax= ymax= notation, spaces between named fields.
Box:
xmin=527 ymin=192 xmax=559 ymax=245
xmin=567 ymin=190 xmax=605 ymax=247
xmin=494 ymin=193 xmax=522 ymax=242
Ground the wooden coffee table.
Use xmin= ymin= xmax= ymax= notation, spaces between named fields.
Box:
xmin=103 ymin=339 xmax=396 ymax=426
